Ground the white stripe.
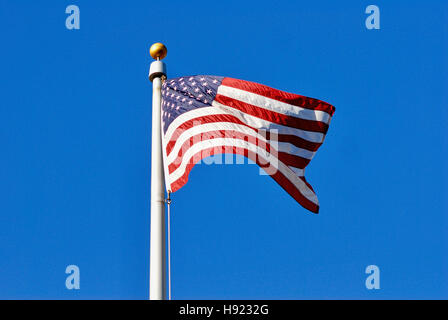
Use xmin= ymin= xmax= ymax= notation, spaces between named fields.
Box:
xmin=164 ymin=105 xmax=324 ymax=147
xmin=166 ymin=138 xmax=318 ymax=205
xmin=290 ymin=166 xmax=306 ymax=177
xmin=167 ymin=123 xmax=260 ymax=163
xmin=164 ymin=107 xmax=224 ymax=146
xmin=212 ymin=101 xmax=324 ymax=143
xmin=218 ymin=85 xmax=331 ymax=124
xmin=277 ymin=142 xmax=315 ymax=159
xmin=166 ymin=123 xmax=315 ymax=164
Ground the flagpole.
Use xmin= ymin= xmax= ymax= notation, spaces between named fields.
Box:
xmin=148 ymin=43 xmax=168 ymax=300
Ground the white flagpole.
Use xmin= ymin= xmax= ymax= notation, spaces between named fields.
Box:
xmin=148 ymin=43 xmax=168 ymax=300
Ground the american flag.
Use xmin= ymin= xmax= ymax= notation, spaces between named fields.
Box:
xmin=160 ymin=75 xmax=335 ymax=213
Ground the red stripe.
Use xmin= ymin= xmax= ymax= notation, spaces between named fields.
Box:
xmin=169 ymin=145 xmax=319 ymax=213
xmin=167 ymin=129 xmax=310 ymax=174
xmin=276 ymin=133 xmax=322 ymax=152
xmin=215 ymin=94 xmax=329 ymax=133
xmin=165 ymin=114 xmax=323 ymax=156
xmin=278 ymin=152 xmax=310 ymax=169
xmin=222 ymin=77 xmax=335 ymax=116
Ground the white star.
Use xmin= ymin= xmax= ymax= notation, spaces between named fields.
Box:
xmin=204 ymin=99 xmax=208 ymax=104
xmin=191 ymin=81 xmax=197 ymax=86
xmin=194 ymin=88 xmax=200 ymax=92
xmin=212 ymin=79 xmax=218 ymax=84
xmin=189 ymin=77 xmax=194 ymax=81
xmin=207 ymin=89 xmax=212 ymax=94
xmin=188 ymin=101 xmax=193 ymax=105
xmin=202 ymin=82 xmax=207 ymax=86
xmin=182 ymin=98 xmax=186 ymax=102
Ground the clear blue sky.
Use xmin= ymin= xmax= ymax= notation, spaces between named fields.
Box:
xmin=0 ymin=0 xmax=447 ymax=299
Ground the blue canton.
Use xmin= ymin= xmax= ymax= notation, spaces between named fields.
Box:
xmin=161 ymin=75 xmax=224 ymax=134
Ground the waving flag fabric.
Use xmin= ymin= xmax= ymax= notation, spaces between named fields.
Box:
xmin=160 ymin=76 xmax=335 ymax=213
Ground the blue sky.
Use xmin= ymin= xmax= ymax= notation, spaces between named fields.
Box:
xmin=0 ymin=0 xmax=447 ymax=299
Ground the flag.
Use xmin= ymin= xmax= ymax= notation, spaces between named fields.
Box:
xmin=160 ymin=76 xmax=335 ymax=213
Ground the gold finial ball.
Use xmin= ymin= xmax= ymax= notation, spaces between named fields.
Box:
xmin=149 ymin=43 xmax=167 ymax=60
